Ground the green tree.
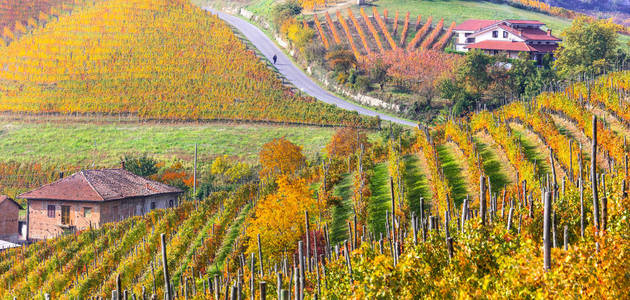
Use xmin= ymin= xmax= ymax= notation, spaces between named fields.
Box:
xmin=122 ymin=155 xmax=158 ymax=177
xmin=554 ymin=16 xmax=619 ymax=78
xmin=458 ymin=49 xmax=493 ymax=97
xmin=272 ymin=0 xmax=302 ymax=27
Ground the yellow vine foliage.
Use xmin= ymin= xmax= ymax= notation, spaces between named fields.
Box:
xmin=0 ymin=0 xmax=375 ymax=127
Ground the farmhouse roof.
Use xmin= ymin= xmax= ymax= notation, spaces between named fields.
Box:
xmin=19 ymin=169 xmax=183 ymax=202
xmin=454 ymin=19 xmax=499 ymax=31
xmin=466 ymin=40 xmax=533 ymax=52
xmin=505 ymin=19 xmax=545 ymax=25
xmin=0 ymin=195 xmax=22 ymax=209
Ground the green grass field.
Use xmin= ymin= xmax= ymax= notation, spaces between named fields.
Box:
xmin=0 ymin=118 xmax=343 ymax=166
xmin=367 ymin=0 xmax=572 ymax=32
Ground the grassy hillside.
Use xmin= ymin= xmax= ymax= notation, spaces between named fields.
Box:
xmin=0 ymin=0 xmax=375 ymax=127
xmin=0 ymin=117 xmax=341 ymax=165
xmin=368 ymin=0 xmax=571 ymax=31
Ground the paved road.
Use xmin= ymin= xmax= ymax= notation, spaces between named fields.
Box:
xmin=204 ymin=8 xmax=417 ymax=127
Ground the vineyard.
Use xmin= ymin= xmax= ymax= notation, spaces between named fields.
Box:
xmin=311 ymin=7 xmax=456 ymax=59
xmin=1 ymin=69 xmax=628 ymax=299
xmin=0 ymin=0 xmax=377 ymax=127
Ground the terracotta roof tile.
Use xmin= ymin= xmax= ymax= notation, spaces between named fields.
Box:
xmin=19 ymin=169 xmax=183 ymax=202
xmin=466 ymin=40 xmax=533 ymax=52
xmin=506 ymin=20 xmax=545 ymax=25
xmin=454 ymin=19 xmax=499 ymax=31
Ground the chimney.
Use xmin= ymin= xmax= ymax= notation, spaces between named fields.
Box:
xmin=547 ymin=29 xmax=552 ymax=36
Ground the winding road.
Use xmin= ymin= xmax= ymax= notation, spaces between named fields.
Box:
xmin=204 ymin=8 xmax=417 ymax=127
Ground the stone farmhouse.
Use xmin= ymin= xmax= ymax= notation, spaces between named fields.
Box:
xmin=454 ymin=19 xmax=561 ymax=63
xmin=19 ymin=168 xmax=183 ymax=240
xmin=0 ymin=195 xmax=22 ymax=243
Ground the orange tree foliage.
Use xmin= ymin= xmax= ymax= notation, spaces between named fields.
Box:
xmin=420 ymin=18 xmax=444 ymax=49
xmin=372 ymin=6 xmax=397 ymax=50
xmin=360 ymin=7 xmax=384 ymax=53
xmin=245 ymin=175 xmax=317 ymax=262
xmin=362 ymin=49 xmax=461 ymax=94
xmin=336 ymin=11 xmax=361 ymax=59
xmin=259 ymin=137 xmax=306 ymax=179
xmin=324 ymin=12 xmax=342 ymax=45
xmin=432 ymin=21 xmax=455 ymax=50
xmin=347 ymin=8 xmax=372 ymax=55
xmin=313 ymin=14 xmax=330 ymax=49
xmin=399 ymin=12 xmax=410 ymax=47
xmin=326 ymin=127 xmax=370 ymax=158
xmin=407 ymin=16 xmax=431 ymax=51
xmin=0 ymin=0 xmax=376 ymax=128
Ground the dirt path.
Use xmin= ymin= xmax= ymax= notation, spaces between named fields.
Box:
xmin=474 ymin=131 xmax=518 ymax=186
xmin=549 ymin=113 xmax=608 ymax=169
xmin=590 ymin=105 xmax=630 ymax=140
xmin=509 ymin=122 xmax=567 ymax=180
xmin=444 ymin=141 xmax=475 ymax=199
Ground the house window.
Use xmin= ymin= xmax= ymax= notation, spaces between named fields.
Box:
xmin=503 ymin=31 xmax=508 ymax=38
xmin=168 ymin=200 xmax=174 ymax=208
xmin=492 ymin=31 xmax=498 ymax=38
xmin=150 ymin=202 xmax=156 ymax=210
xmin=466 ymin=38 xmax=475 ymax=43
xmin=61 ymin=206 xmax=70 ymax=225
xmin=47 ymin=205 xmax=55 ymax=218
xmin=465 ymin=32 xmax=471 ymax=37
xmin=84 ymin=207 xmax=92 ymax=218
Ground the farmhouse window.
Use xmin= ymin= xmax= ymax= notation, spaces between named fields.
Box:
xmin=466 ymin=38 xmax=475 ymax=43
xmin=84 ymin=207 xmax=92 ymax=217
xmin=492 ymin=31 xmax=498 ymax=38
xmin=47 ymin=205 xmax=55 ymax=218
xmin=151 ymin=202 xmax=156 ymax=210
xmin=169 ymin=200 xmax=174 ymax=208
xmin=61 ymin=206 xmax=70 ymax=225
xmin=503 ymin=31 xmax=508 ymax=38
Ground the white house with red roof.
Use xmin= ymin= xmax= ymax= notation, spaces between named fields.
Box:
xmin=454 ymin=19 xmax=561 ymax=63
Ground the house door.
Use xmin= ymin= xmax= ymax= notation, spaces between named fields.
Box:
xmin=61 ymin=206 xmax=71 ymax=225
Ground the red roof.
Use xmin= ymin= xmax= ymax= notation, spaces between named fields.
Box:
xmin=519 ymin=28 xmax=561 ymax=41
xmin=528 ymin=43 xmax=558 ymax=53
xmin=454 ymin=19 xmax=499 ymax=31
xmin=19 ymin=169 xmax=183 ymax=202
xmin=506 ymin=20 xmax=545 ymax=25
xmin=466 ymin=40 xmax=532 ymax=52
xmin=0 ymin=195 xmax=22 ymax=209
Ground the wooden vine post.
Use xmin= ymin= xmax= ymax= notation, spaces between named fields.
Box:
xmin=480 ymin=175 xmax=486 ymax=225
xmin=591 ymin=116 xmax=600 ymax=232
xmin=543 ymin=191 xmax=552 ymax=271
xmin=161 ymin=233 xmax=171 ymax=300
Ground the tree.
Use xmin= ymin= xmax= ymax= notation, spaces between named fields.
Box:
xmin=326 ymin=127 xmax=370 ymax=158
xmin=325 ymin=48 xmax=357 ymax=72
xmin=458 ymin=49 xmax=493 ymax=97
xmin=554 ymin=16 xmax=619 ymax=78
xmin=272 ymin=1 xmax=302 ymax=28
xmin=245 ymin=175 xmax=317 ymax=262
xmin=259 ymin=137 xmax=306 ymax=179
xmin=122 ymin=155 xmax=158 ymax=177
